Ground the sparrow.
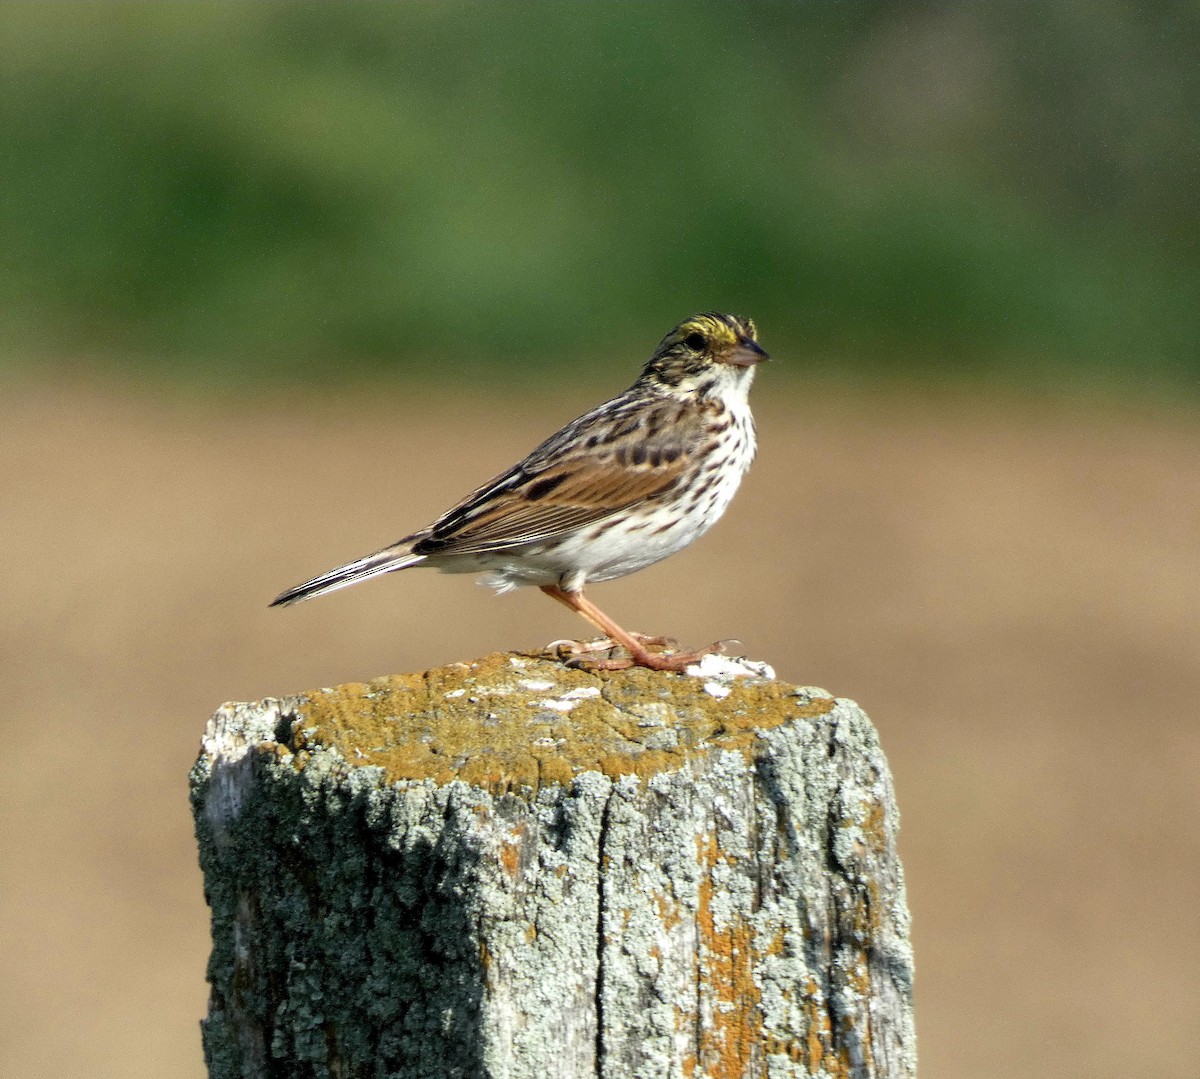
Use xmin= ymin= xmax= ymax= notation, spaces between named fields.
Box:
xmin=272 ymin=312 xmax=768 ymax=671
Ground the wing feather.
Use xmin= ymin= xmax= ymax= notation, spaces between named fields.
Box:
xmin=413 ymin=426 xmax=695 ymax=557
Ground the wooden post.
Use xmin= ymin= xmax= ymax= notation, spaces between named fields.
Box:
xmin=191 ymin=652 xmax=915 ymax=1078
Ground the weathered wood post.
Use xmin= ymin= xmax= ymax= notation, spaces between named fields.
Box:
xmin=191 ymin=651 xmax=915 ymax=1078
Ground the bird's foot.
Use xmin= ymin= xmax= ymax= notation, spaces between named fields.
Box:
xmin=628 ymin=632 xmax=681 ymax=650
xmin=570 ymin=638 xmax=734 ymax=673
xmin=546 ymin=633 xmax=681 ymax=664
xmin=545 ymin=636 xmax=616 ymax=657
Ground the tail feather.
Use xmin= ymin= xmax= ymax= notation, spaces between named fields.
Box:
xmin=270 ymin=543 xmax=426 ymax=607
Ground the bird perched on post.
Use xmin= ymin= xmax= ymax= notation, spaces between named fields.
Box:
xmin=271 ymin=312 xmax=769 ymax=671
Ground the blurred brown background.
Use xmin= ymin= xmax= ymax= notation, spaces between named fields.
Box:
xmin=4 ymin=382 xmax=1195 ymax=1078
xmin=1 ymin=5 xmax=1198 ymax=1078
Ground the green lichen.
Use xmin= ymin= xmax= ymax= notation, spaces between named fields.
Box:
xmin=193 ymin=732 xmax=501 ymax=1078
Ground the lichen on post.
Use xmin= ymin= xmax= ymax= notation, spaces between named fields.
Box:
xmin=191 ymin=651 xmax=915 ymax=1078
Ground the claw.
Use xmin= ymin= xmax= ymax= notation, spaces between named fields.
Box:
xmin=568 ymin=639 xmax=728 ymax=673
xmin=571 ymin=655 xmax=635 ymax=671
xmin=545 ymin=636 xmax=619 ymax=658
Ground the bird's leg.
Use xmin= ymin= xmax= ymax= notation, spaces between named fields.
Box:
xmin=539 ymin=585 xmax=724 ymax=672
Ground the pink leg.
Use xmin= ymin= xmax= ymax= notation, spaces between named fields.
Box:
xmin=540 ymin=586 xmax=724 ymax=672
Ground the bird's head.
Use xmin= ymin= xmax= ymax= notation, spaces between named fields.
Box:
xmin=641 ymin=313 xmax=769 ymax=397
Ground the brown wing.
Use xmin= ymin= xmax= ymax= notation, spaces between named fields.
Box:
xmin=411 ymin=394 xmax=701 ymax=557
xmin=412 ymin=450 xmax=690 ymax=556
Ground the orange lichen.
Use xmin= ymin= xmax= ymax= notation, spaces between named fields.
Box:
xmin=800 ymin=976 xmax=830 ymax=1074
xmin=498 ymin=832 xmax=523 ymax=879
xmin=281 ymin=652 xmax=834 ymax=794
xmin=694 ymin=831 xmax=765 ymax=1079
xmin=653 ymin=891 xmax=682 ymax=933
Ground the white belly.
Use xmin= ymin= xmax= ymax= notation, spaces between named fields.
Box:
xmin=444 ymin=403 xmax=756 ymax=593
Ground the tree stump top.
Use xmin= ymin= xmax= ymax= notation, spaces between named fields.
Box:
xmin=196 ymin=653 xmax=914 ymax=1077
xmin=273 ymin=651 xmax=837 ymax=794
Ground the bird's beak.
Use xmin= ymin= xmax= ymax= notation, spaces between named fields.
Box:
xmin=725 ymin=338 xmax=770 ymax=367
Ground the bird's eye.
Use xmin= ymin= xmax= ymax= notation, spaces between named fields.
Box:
xmin=684 ymin=332 xmax=707 ymax=351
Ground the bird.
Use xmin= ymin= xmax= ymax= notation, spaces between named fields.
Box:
xmin=271 ymin=312 xmax=769 ymax=671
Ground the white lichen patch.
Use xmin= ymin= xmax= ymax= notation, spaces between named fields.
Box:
xmin=685 ymin=652 xmax=776 ymax=681
xmin=560 ymin=686 xmax=601 ymax=700
xmin=519 ymin=679 xmax=556 ymax=692
xmin=444 ymin=689 xmax=467 ymax=699
xmin=199 ymin=698 xmax=293 ymax=835
xmin=641 ymin=728 xmax=679 ymax=751
xmin=526 ymin=685 xmax=603 ymax=713
xmin=624 ymin=701 xmax=673 ymax=726
xmin=535 ymin=698 xmax=579 ymax=713
xmin=792 ymin=685 xmax=833 ymax=702
xmin=476 ymin=684 xmax=517 ymax=696
xmin=702 ymin=681 xmax=731 ymax=699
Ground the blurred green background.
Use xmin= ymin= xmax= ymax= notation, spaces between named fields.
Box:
xmin=2 ymin=1 xmax=1198 ymax=390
